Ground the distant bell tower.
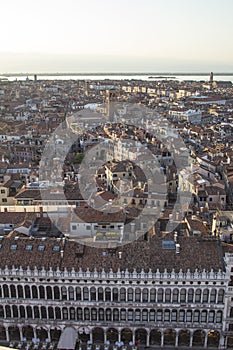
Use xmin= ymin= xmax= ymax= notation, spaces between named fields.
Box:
xmin=210 ymin=72 xmax=214 ymax=83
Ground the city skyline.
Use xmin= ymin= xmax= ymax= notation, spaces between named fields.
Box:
xmin=1 ymin=0 xmax=233 ymax=73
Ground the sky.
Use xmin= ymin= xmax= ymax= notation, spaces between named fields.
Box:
xmin=0 ymin=0 xmax=233 ymax=73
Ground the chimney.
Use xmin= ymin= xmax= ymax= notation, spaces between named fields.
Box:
xmin=60 ymin=250 xmax=64 ymax=259
xmin=175 ymin=243 xmax=180 ymax=254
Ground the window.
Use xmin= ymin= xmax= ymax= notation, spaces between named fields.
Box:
xmin=135 ymin=288 xmax=141 ymax=302
xmin=157 ymin=310 xmax=163 ymax=322
xmin=10 ymin=244 xmax=17 ymax=250
xmin=72 ymin=225 xmax=77 ymax=231
xmin=77 ymin=308 xmax=82 ymax=321
xmin=201 ymin=310 xmax=207 ymax=323
xmin=164 ymin=309 xmax=170 ymax=322
xmin=209 ymin=310 xmax=215 ymax=323
xmin=193 ymin=310 xmax=200 ymax=323
xmin=149 ymin=309 xmax=155 ymax=321
xmin=120 ymin=288 xmax=126 ymax=302
xmin=38 ymin=245 xmax=45 ymax=251
xmin=99 ymin=308 xmax=104 ymax=321
xmin=216 ymin=311 xmax=222 ymax=323
xmin=195 ymin=289 xmax=201 ymax=303
xmin=128 ymin=310 xmax=133 ymax=321
xmin=180 ymin=289 xmax=186 ymax=303
xmin=171 ymin=310 xmax=177 ymax=322
xmin=86 ymin=225 xmax=91 ymax=230
xmin=188 ymin=289 xmax=194 ymax=303
xmin=142 ymin=288 xmax=148 ymax=302
xmin=150 ymin=289 xmax=156 ymax=302
xmin=84 ymin=308 xmax=90 ymax=321
xmin=179 ymin=310 xmax=185 ymax=322
xmin=135 ymin=309 xmax=141 ymax=321
xmin=165 ymin=289 xmax=171 ymax=302
xmin=2 ymin=198 xmax=7 ymax=203
xmin=157 ymin=288 xmax=163 ymax=302
xmin=52 ymin=246 xmax=60 ymax=251
xmin=217 ymin=289 xmax=224 ymax=304
xmin=83 ymin=287 xmax=89 ymax=301
xmin=128 ymin=288 xmax=133 ymax=302
xmin=210 ymin=289 xmax=217 ymax=303
xmin=186 ymin=310 xmax=192 ymax=322
xmin=1 ymin=189 xmax=5 ymax=194
xmin=172 ymin=289 xmax=179 ymax=303
xmin=25 ymin=245 xmax=33 ymax=251
xmin=121 ymin=309 xmax=126 ymax=321
xmin=203 ymin=289 xmax=209 ymax=303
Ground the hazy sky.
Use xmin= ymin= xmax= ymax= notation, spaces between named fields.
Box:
xmin=1 ymin=0 xmax=233 ymax=72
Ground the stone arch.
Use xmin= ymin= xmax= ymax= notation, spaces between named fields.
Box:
xmin=25 ymin=285 xmax=31 ymax=298
xmin=32 ymin=285 xmax=38 ymax=299
xmin=12 ymin=305 xmax=19 ymax=318
xmin=164 ymin=329 xmax=176 ymax=346
xmin=48 ymin=306 xmax=54 ymax=319
xmin=3 ymin=284 xmax=9 ymax=298
xmin=135 ymin=328 xmax=147 ymax=345
xmin=22 ymin=325 xmax=34 ymax=340
xmin=178 ymin=329 xmax=190 ymax=346
xmin=17 ymin=285 xmax=23 ymax=298
xmin=46 ymin=286 xmax=53 ymax=299
xmin=207 ymin=330 xmax=220 ymax=348
xmin=227 ymin=335 xmax=233 ymax=348
xmin=149 ymin=329 xmax=161 ymax=345
xmin=0 ymin=325 xmax=6 ymax=341
xmin=19 ymin=305 xmax=26 ymax=318
xmin=107 ymin=328 xmax=118 ymax=343
xmin=193 ymin=330 xmax=205 ymax=347
xmin=54 ymin=286 xmax=60 ymax=300
xmin=39 ymin=285 xmax=45 ymax=299
xmin=36 ymin=327 xmax=48 ymax=341
xmin=5 ymin=305 xmax=11 ymax=318
xmin=78 ymin=327 xmax=90 ymax=343
xmin=26 ymin=305 xmax=33 ymax=319
xmin=9 ymin=326 xmax=20 ymax=341
xmin=10 ymin=284 xmax=16 ymax=298
xmin=93 ymin=327 xmax=104 ymax=343
xmin=121 ymin=328 xmax=132 ymax=344
xmin=50 ymin=328 xmax=61 ymax=342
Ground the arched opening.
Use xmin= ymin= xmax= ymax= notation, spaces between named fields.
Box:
xmin=135 ymin=328 xmax=147 ymax=346
xmin=150 ymin=329 xmax=161 ymax=345
xmin=78 ymin=329 xmax=90 ymax=343
xmin=0 ymin=325 xmax=6 ymax=341
xmin=193 ymin=330 xmax=205 ymax=347
xmin=39 ymin=286 xmax=45 ymax=299
xmin=93 ymin=328 xmax=104 ymax=343
xmin=34 ymin=306 xmax=40 ymax=319
xmin=121 ymin=328 xmax=132 ymax=344
xmin=178 ymin=330 xmax=190 ymax=346
xmin=50 ymin=328 xmax=61 ymax=342
xmin=55 ymin=307 xmax=61 ymax=320
xmin=36 ymin=328 xmax=48 ymax=341
xmin=48 ymin=307 xmax=54 ymax=319
xmin=227 ymin=335 xmax=233 ymax=348
xmin=5 ymin=305 xmax=11 ymax=318
xmin=25 ymin=285 xmax=31 ymax=298
xmin=164 ymin=329 xmax=176 ymax=346
xmin=22 ymin=326 xmax=34 ymax=340
xmin=54 ymin=286 xmax=60 ymax=300
xmin=17 ymin=285 xmax=23 ymax=298
xmin=207 ymin=330 xmax=220 ymax=348
xmin=9 ymin=326 xmax=20 ymax=341
xmin=26 ymin=306 xmax=33 ymax=319
xmin=19 ymin=305 xmax=26 ymax=318
xmin=10 ymin=285 xmax=16 ymax=298
xmin=107 ymin=328 xmax=118 ymax=344
xmin=12 ymin=305 xmax=18 ymax=318
xmin=46 ymin=286 xmax=53 ymax=299
xmin=32 ymin=286 xmax=38 ymax=299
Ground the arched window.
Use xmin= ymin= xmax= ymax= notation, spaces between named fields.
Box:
xmin=157 ymin=309 xmax=163 ymax=322
xmin=32 ymin=286 xmax=38 ymax=299
xmin=0 ymin=305 xmax=4 ymax=318
xmin=186 ymin=310 xmax=192 ymax=322
xmin=209 ymin=310 xmax=215 ymax=323
xmin=217 ymin=289 xmax=224 ymax=304
xmin=61 ymin=287 xmax=67 ymax=300
xmin=201 ymin=310 xmax=207 ymax=323
xmin=120 ymin=309 xmax=126 ymax=321
xmin=193 ymin=310 xmax=200 ymax=323
xmin=17 ymin=285 xmax=23 ymax=298
xmin=106 ymin=308 xmax=111 ymax=321
xmin=188 ymin=288 xmax=194 ymax=303
xmin=149 ymin=309 xmax=155 ymax=321
xmin=157 ymin=288 xmax=163 ymax=302
xmin=91 ymin=308 xmax=97 ymax=321
xmin=83 ymin=287 xmax=89 ymax=301
xmin=135 ymin=309 xmax=141 ymax=322
xmin=113 ymin=288 xmax=118 ymax=302
xmin=12 ymin=305 xmax=18 ymax=318
xmin=41 ymin=306 xmax=47 ymax=319
xmin=48 ymin=307 xmax=54 ymax=319
xmin=62 ymin=307 xmax=68 ymax=320
xmin=142 ymin=288 xmax=148 ymax=302
xmin=99 ymin=308 xmax=104 ymax=321
xmin=39 ymin=286 xmax=45 ymax=299
xmin=216 ymin=311 xmax=222 ymax=323
xmin=20 ymin=306 xmax=25 ymax=318
xmin=128 ymin=288 xmax=133 ymax=302
xmin=34 ymin=306 xmax=40 ymax=319
xmin=128 ymin=309 xmax=133 ymax=321
xmin=10 ymin=285 xmax=16 ymax=298
xmin=135 ymin=288 xmax=141 ymax=302
xmin=180 ymin=289 xmax=186 ymax=303
xmin=179 ymin=310 xmax=185 ymax=322
xmin=164 ymin=309 xmax=170 ymax=322
xmin=26 ymin=306 xmax=33 ymax=319
xmin=54 ymin=286 xmax=60 ymax=300
xmin=70 ymin=307 xmax=75 ymax=320
xmin=25 ymin=285 xmax=31 ymax=299
xmin=68 ymin=287 xmax=74 ymax=301
xmin=113 ymin=309 xmax=119 ymax=321
xmin=105 ymin=288 xmax=111 ymax=302
xmin=203 ymin=289 xmax=209 ymax=303
xmin=84 ymin=308 xmax=90 ymax=321
xmin=171 ymin=309 xmax=177 ymax=322
xmin=5 ymin=305 xmax=11 ymax=318
xmin=76 ymin=287 xmax=81 ymax=301
xmin=172 ymin=288 xmax=179 ymax=303
xmin=120 ymin=288 xmax=126 ymax=302
xmin=150 ymin=289 xmax=156 ymax=302
xmin=3 ymin=285 xmax=9 ymax=298
xmin=90 ymin=287 xmax=96 ymax=301
xmin=46 ymin=286 xmax=52 ymax=300
xmin=98 ymin=287 xmax=103 ymax=301
xmin=165 ymin=288 xmax=171 ymax=303
xmin=77 ymin=308 xmax=82 ymax=321
xmin=195 ymin=289 xmax=201 ymax=303
xmin=55 ymin=307 xmax=61 ymax=320
xmin=210 ymin=289 xmax=217 ymax=303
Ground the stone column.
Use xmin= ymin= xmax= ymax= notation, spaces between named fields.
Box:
xmin=104 ymin=330 xmax=107 ymax=344
xmin=5 ymin=327 xmax=9 ymax=342
xmin=132 ymin=331 xmax=135 ymax=345
xmin=175 ymin=331 xmax=179 ymax=347
xmin=146 ymin=331 xmax=150 ymax=346
xmin=161 ymin=330 xmax=164 ymax=347
xmin=19 ymin=326 xmax=23 ymax=341
xmin=189 ymin=331 xmax=193 ymax=347
xmin=89 ymin=331 xmax=93 ymax=344
xmin=118 ymin=330 xmax=121 ymax=343
xmin=204 ymin=332 xmax=208 ymax=348
xmin=47 ymin=330 xmax=51 ymax=342
xmin=33 ymin=328 xmax=37 ymax=340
